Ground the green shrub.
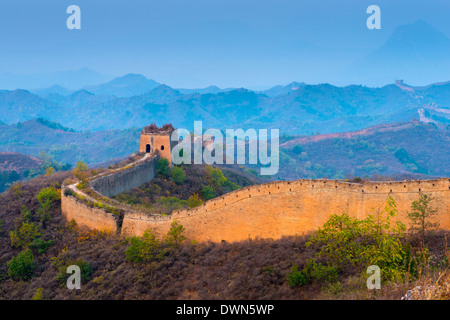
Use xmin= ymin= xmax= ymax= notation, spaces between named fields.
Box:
xmin=303 ymin=259 xmax=339 ymax=284
xmin=64 ymin=188 xmax=74 ymax=196
xmin=126 ymin=230 xmax=165 ymax=263
xmin=206 ymin=166 xmax=227 ymax=187
xmin=11 ymin=182 xmax=23 ymax=199
xmin=156 ymin=158 xmax=170 ymax=177
xmin=306 ymin=195 xmax=409 ymax=282
xmin=164 ymin=220 xmax=186 ymax=248
xmin=36 ymin=187 xmax=61 ymax=204
xmin=10 ymin=221 xmax=41 ymax=249
xmin=32 ymin=288 xmax=45 ymax=300
xmin=54 ymin=259 xmax=93 ymax=286
xmin=286 ymin=263 xmax=307 ymax=287
xmin=171 ymin=166 xmax=186 ymax=184
xmin=21 ymin=205 xmax=32 ymax=221
xmin=75 ymin=161 xmax=88 ymax=171
xmin=31 ymin=238 xmax=53 ymax=254
xmin=8 ymin=249 xmax=35 ymax=280
xmin=407 ymin=193 xmax=439 ymax=247
xmin=187 ymin=194 xmax=203 ymax=208
xmin=201 ymin=185 xmax=216 ymax=201
xmin=36 ymin=187 xmax=61 ymax=224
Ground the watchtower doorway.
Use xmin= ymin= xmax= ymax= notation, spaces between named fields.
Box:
xmin=145 ymin=144 xmax=151 ymax=153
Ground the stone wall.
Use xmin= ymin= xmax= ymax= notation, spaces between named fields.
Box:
xmin=61 ymin=191 xmax=119 ymax=232
xmin=88 ymin=156 xmax=158 ymax=197
xmin=121 ymin=178 xmax=450 ymax=242
xmin=61 ymin=157 xmax=450 ymax=242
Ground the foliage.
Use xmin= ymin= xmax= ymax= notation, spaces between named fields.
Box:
xmin=126 ymin=230 xmax=165 ymax=263
xmin=201 ymin=185 xmax=216 ymax=201
xmin=52 ymin=252 xmax=93 ymax=286
xmin=36 ymin=187 xmax=61 ymax=224
xmin=72 ymin=161 xmax=89 ymax=189
xmin=32 ymin=288 xmax=45 ymax=300
xmin=156 ymin=158 xmax=170 ymax=177
xmin=205 ymin=166 xmax=241 ymax=191
xmin=7 ymin=249 xmax=35 ymax=281
xmin=10 ymin=221 xmax=42 ymax=249
xmin=164 ymin=220 xmax=186 ymax=248
xmin=45 ymin=167 xmax=55 ymax=176
xmin=408 ymin=193 xmax=439 ymax=246
xmin=36 ymin=187 xmax=61 ymax=204
xmin=55 ymin=260 xmax=93 ymax=286
xmin=24 ymin=151 xmax=72 ymax=180
xmin=286 ymin=263 xmax=307 ymax=287
xmin=126 ymin=222 xmax=186 ymax=262
xmin=11 ymin=182 xmax=23 ymax=199
xmin=187 ymin=193 xmax=203 ymax=208
xmin=156 ymin=196 xmax=189 ymax=213
xmin=305 ymin=195 xmax=410 ymax=282
xmin=302 ymin=259 xmax=339 ymax=284
xmin=75 ymin=161 xmax=88 ymax=172
xmin=21 ymin=205 xmax=32 ymax=221
xmin=206 ymin=166 xmax=227 ymax=187
xmin=171 ymin=166 xmax=186 ymax=185
xmin=64 ymin=188 xmax=74 ymax=197
xmin=291 ymin=145 xmax=303 ymax=155
xmin=31 ymin=238 xmax=54 ymax=254
xmin=0 ymin=170 xmax=21 ymax=193
xmin=36 ymin=118 xmax=75 ymax=132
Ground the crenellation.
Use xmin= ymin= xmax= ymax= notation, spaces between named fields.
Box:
xmin=60 ymin=124 xmax=450 ymax=243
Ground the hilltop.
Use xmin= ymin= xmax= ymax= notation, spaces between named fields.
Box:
xmin=0 ymin=119 xmax=140 ymax=165
xmin=277 ymin=121 xmax=450 ymax=180
xmin=0 ymin=118 xmax=448 ymax=181
xmin=0 ymin=152 xmax=42 ymax=174
xmin=0 ymin=162 xmax=448 ymax=300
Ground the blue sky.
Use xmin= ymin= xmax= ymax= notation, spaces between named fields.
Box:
xmin=0 ymin=0 xmax=449 ymax=88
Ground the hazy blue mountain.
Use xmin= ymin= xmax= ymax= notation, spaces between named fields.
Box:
xmin=32 ymin=85 xmax=73 ymax=97
xmin=177 ymin=86 xmax=222 ymax=95
xmin=0 ymin=119 xmax=140 ymax=165
xmin=0 ymin=89 xmax=60 ymax=124
xmin=0 ymin=79 xmax=449 ymax=134
xmin=0 ymin=67 xmax=113 ymax=91
xmin=345 ymin=20 xmax=450 ymax=86
xmin=261 ymin=82 xmax=306 ymax=97
xmin=0 ymin=118 xmax=448 ymax=180
xmin=83 ymin=73 xmax=161 ymax=97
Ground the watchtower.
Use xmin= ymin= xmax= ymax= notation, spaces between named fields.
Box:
xmin=139 ymin=123 xmax=177 ymax=163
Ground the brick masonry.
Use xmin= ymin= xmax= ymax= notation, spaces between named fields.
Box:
xmin=61 ymin=166 xmax=450 ymax=242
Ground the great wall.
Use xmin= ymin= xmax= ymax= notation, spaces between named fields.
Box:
xmin=61 ymin=125 xmax=450 ymax=242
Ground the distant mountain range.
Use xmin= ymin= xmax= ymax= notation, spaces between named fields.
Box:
xmin=0 ymin=118 xmax=448 ymax=181
xmin=277 ymin=121 xmax=450 ymax=180
xmin=0 ymin=20 xmax=448 ymax=134
xmin=0 ymin=77 xmax=448 ymax=135
xmin=0 ymin=119 xmax=140 ymax=165
xmin=0 ymin=67 xmax=113 ymax=91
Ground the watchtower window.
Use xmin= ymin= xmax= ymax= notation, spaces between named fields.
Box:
xmin=145 ymin=144 xmax=151 ymax=153
xmin=161 ymin=145 xmax=165 ymax=150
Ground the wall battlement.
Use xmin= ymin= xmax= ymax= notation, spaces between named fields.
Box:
xmin=61 ymin=156 xmax=450 ymax=242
